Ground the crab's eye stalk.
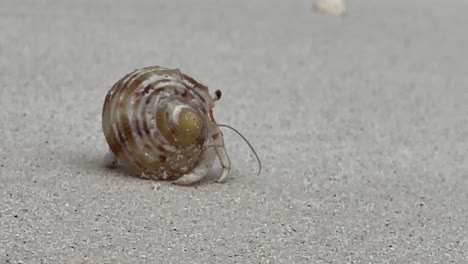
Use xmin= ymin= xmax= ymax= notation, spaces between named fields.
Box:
xmin=214 ymin=90 xmax=222 ymax=101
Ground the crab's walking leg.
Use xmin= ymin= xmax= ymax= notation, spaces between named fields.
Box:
xmin=104 ymin=151 xmax=119 ymax=168
xmin=173 ymin=147 xmax=216 ymax=186
xmin=211 ymin=129 xmax=231 ymax=183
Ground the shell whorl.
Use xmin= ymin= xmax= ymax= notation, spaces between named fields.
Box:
xmin=102 ymin=66 xmax=215 ymax=180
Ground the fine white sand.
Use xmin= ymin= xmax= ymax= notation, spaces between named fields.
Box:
xmin=1 ymin=0 xmax=467 ymax=263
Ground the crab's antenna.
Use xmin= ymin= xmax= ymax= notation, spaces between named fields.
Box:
xmin=217 ymin=124 xmax=261 ymax=175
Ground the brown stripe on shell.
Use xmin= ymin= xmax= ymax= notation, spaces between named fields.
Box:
xmin=181 ymin=89 xmax=189 ymax=98
xmin=159 ymin=155 xmax=167 ymax=163
xmin=109 ymin=69 xmax=153 ymax=169
xmin=183 ymin=81 xmax=206 ymax=105
xmin=179 ymin=83 xmax=209 ymax=115
xmin=106 ymin=134 xmax=123 ymax=157
xmin=156 ymin=144 xmax=167 ymax=153
xmin=135 ymin=86 xmax=166 ymax=149
xmin=141 ymin=79 xmax=174 ymax=95
xmin=144 ymin=144 xmax=153 ymax=151
xmin=181 ymin=73 xmax=209 ymax=93
xmin=104 ymin=69 xmax=148 ymax=168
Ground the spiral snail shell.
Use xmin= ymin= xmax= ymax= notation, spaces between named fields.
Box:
xmin=101 ymin=66 xmax=231 ymax=185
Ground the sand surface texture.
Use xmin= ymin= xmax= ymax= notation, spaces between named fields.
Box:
xmin=1 ymin=0 xmax=467 ymax=263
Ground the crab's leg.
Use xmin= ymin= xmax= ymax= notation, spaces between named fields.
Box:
xmin=172 ymin=147 xmax=216 ymax=186
xmin=209 ymin=127 xmax=231 ymax=183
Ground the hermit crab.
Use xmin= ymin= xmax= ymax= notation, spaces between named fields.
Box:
xmin=101 ymin=66 xmax=260 ymax=185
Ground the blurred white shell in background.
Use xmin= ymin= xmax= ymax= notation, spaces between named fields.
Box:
xmin=314 ymin=0 xmax=346 ymax=16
